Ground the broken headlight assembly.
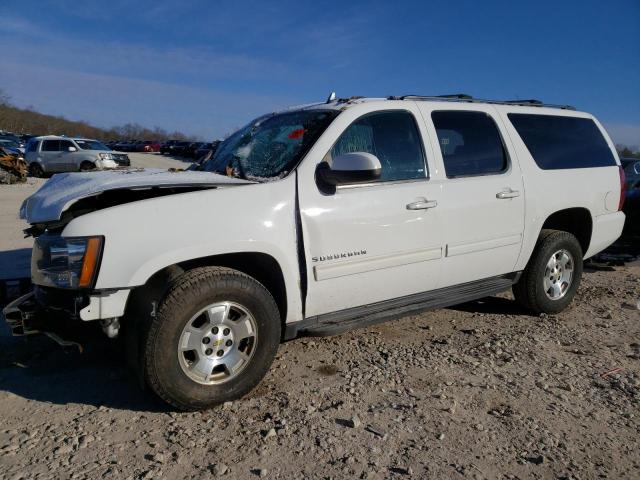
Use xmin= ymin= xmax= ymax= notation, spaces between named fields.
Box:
xmin=32 ymin=235 xmax=104 ymax=289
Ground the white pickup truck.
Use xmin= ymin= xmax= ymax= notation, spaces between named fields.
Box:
xmin=4 ymin=94 xmax=626 ymax=410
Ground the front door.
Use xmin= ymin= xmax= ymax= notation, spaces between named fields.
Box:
xmin=298 ymin=105 xmax=444 ymax=318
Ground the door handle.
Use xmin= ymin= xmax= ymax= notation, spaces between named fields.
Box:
xmin=406 ymin=199 xmax=438 ymax=210
xmin=496 ymin=188 xmax=520 ymax=199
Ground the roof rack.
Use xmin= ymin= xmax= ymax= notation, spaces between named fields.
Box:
xmin=387 ymin=94 xmax=575 ymax=110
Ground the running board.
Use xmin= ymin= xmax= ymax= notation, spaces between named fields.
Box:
xmin=285 ymin=273 xmax=520 ymax=338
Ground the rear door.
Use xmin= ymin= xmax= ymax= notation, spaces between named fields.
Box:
xmin=418 ymin=104 xmax=525 ymax=287
xmin=39 ymin=140 xmax=63 ymax=171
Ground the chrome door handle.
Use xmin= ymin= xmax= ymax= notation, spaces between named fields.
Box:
xmin=496 ymin=189 xmax=520 ymax=199
xmin=406 ymin=199 xmax=438 ymax=210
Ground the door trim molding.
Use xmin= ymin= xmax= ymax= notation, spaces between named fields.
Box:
xmin=313 ymin=247 xmax=442 ymax=281
xmin=446 ymin=234 xmax=522 ymax=257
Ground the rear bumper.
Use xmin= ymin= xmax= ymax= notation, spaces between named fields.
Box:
xmin=585 ymin=211 xmax=626 ymax=259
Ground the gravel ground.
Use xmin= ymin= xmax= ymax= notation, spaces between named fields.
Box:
xmin=0 ymin=263 xmax=638 ymax=479
xmin=0 ymin=158 xmax=639 ymax=479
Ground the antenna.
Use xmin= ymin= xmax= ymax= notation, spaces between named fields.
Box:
xmin=326 ymin=91 xmax=336 ymax=103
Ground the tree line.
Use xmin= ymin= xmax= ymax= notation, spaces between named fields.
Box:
xmin=617 ymin=145 xmax=640 ymax=159
xmin=0 ymin=89 xmax=198 ymax=142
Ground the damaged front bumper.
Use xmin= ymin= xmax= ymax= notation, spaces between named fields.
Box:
xmin=3 ymin=291 xmax=85 ymax=350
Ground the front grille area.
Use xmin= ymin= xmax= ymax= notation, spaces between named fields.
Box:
xmin=113 ymin=154 xmax=130 ymax=166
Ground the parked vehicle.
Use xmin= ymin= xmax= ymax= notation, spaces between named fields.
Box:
xmin=5 ymin=94 xmax=625 ymax=410
xmin=160 ymin=140 xmax=178 ymax=154
xmin=184 ymin=142 xmax=203 ymax=158
xmin=142 ymin=140 xmax=161 ymax=152
xmin=0 ymin=146 xmax=28 ymax=183
xmin=0 ymin=138 xmax=25 ymax=155
xmin=24 ymin=136 xmax=130 ymax=177
xmin=164 ymin=140 xmax=191 ymax=156
xmin=193 ymin=141 xmax=220 ymax=160
xmin=621 ymin=157 xmax=640 ymax=232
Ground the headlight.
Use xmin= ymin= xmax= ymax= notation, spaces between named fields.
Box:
xmin=99 ymin=153 xmax=114 ymax=161
xmin=32 ymin=235 xmax=103 ymax=289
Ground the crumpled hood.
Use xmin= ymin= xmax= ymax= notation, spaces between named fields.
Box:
xmin=21 ymin=168 xmax=251 ymax=224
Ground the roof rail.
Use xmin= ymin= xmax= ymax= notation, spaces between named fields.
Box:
xmin=387 ymin=94 xmax=575 ymax=110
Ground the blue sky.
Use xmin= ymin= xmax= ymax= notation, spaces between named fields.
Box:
xmin=1 ymin=0 xmax=638 ymax=145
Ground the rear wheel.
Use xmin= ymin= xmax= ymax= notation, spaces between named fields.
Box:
xmin=29 ymin=163 xmax=44 ymax=178
xmin=513 ymin=229 xmax=583 ymax=314
xmin=143 ymin=266 xmax=281 ymax=411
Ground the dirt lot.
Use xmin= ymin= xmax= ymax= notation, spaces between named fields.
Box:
xmin=0 ymin=163 xmax=638 ymax=479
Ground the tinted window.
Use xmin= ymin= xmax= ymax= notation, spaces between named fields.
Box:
xmin=328 ymin=111 xmax=426 ymax=182
xmin=432 ymin=111 xmax=508 ymax=178
xmin=59 ymin=140 xmax=75 ymax=151
xmin=75 ymin=140 xmax=109 ymax=150
xmin=508 ymin=114 xmax=616 ymax=170
xmin=41 ymin=140 xmax=60 ymax=151
xmin=26 ymin=139 xmax=38 ymax=153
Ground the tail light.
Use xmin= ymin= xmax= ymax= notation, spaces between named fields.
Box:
xmin=618 ymin=165 xmax=626 ymax=211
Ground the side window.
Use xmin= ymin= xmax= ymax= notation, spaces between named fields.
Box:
xmin=432 ymin=111 xmax=508 ymax=178
xmin=507 ymin=114 xmax=616 ymax=170
xmin=327 ymin=111 xmax=427 ymax=182
xmin=26 ymin=140 xmax=39 ymax=153
xmin=59 ymin=140 xmax=75 ymax=152
xmin=41 ymin=140 xmax=60 ymax=151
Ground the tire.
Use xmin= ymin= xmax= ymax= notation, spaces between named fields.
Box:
xmin=143 ymin=266 xmax=281 ymax=411
xmin=513 ymin=229 xmax=583 ymax=315
xmin=29 ymin=163 xmax=44 ymax=178
xmin=80 ymin=161 xmax=96 ymax=171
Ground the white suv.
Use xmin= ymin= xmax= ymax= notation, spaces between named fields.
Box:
xmin=24 ymin=136 xmax=130 ymax=177
xmin=5 ymin=94 xmax=625 ymax=410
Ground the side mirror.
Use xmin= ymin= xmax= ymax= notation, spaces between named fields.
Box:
xmin=634 ymin=162 xmax=640 ymax=175
xmin=68 ymin=146 xmax=77 ymax=152
xmin=316 ymin=152 xmax=382 ymax=192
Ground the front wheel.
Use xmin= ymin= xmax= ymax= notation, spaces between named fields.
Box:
xmin=143 ymin=267 xmax=281 ymax=410
xmin=29 ymin=163 xmax=44 ymax=178
xmin=513 ymin=229 xmax=583 ymax=315
xmin=80 ymin=161 xmax=96 ymax=171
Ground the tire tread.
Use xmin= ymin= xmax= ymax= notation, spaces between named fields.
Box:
xmin=144 ymin=266 xmax=280 ymax=411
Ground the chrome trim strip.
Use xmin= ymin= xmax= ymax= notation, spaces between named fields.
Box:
xmin=313 ymin=247 xmax=442 ymax=281
xmin=446 ymin=234 xmax=522 ymax=257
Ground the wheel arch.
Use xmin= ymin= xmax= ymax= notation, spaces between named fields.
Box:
xmin=126 ymin=251 xmax=288 ymax=327
xmin=539 ymin=207 xmax=593 ymax=254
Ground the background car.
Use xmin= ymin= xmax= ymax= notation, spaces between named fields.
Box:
xmin=160 ymin=140 xmax=178 ymax=154
xmin=142 ymin=140 xmax=161 ymax=152
xmin=621 ymin=157 xmax=640 ymax=189
xmin=193 ymin=140 xmax=221 ymax=160
xmin=164 ymin=140 xmax=191 ymax=156
xmin=183 ymin=142 xmax=203 ymax=158
xmin=621 ymin=157 xmax=640 ymax=233
xmin=0 ymin=138 xmax=24 ymax=155
xmin=25 ymin=136 xmax=130 ymax=177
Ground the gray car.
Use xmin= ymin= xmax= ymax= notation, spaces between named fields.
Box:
xmin=25 ymin=136 xmax=130 ymax=177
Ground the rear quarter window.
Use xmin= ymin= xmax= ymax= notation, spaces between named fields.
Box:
xmin=508 ymin=114 xmax=616 ymax=170
xmin=26 ymin=139 xmax=39 ymax=153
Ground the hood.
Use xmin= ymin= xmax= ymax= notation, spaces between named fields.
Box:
xmin=21 ymin=168 xmax=252 ymax=224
